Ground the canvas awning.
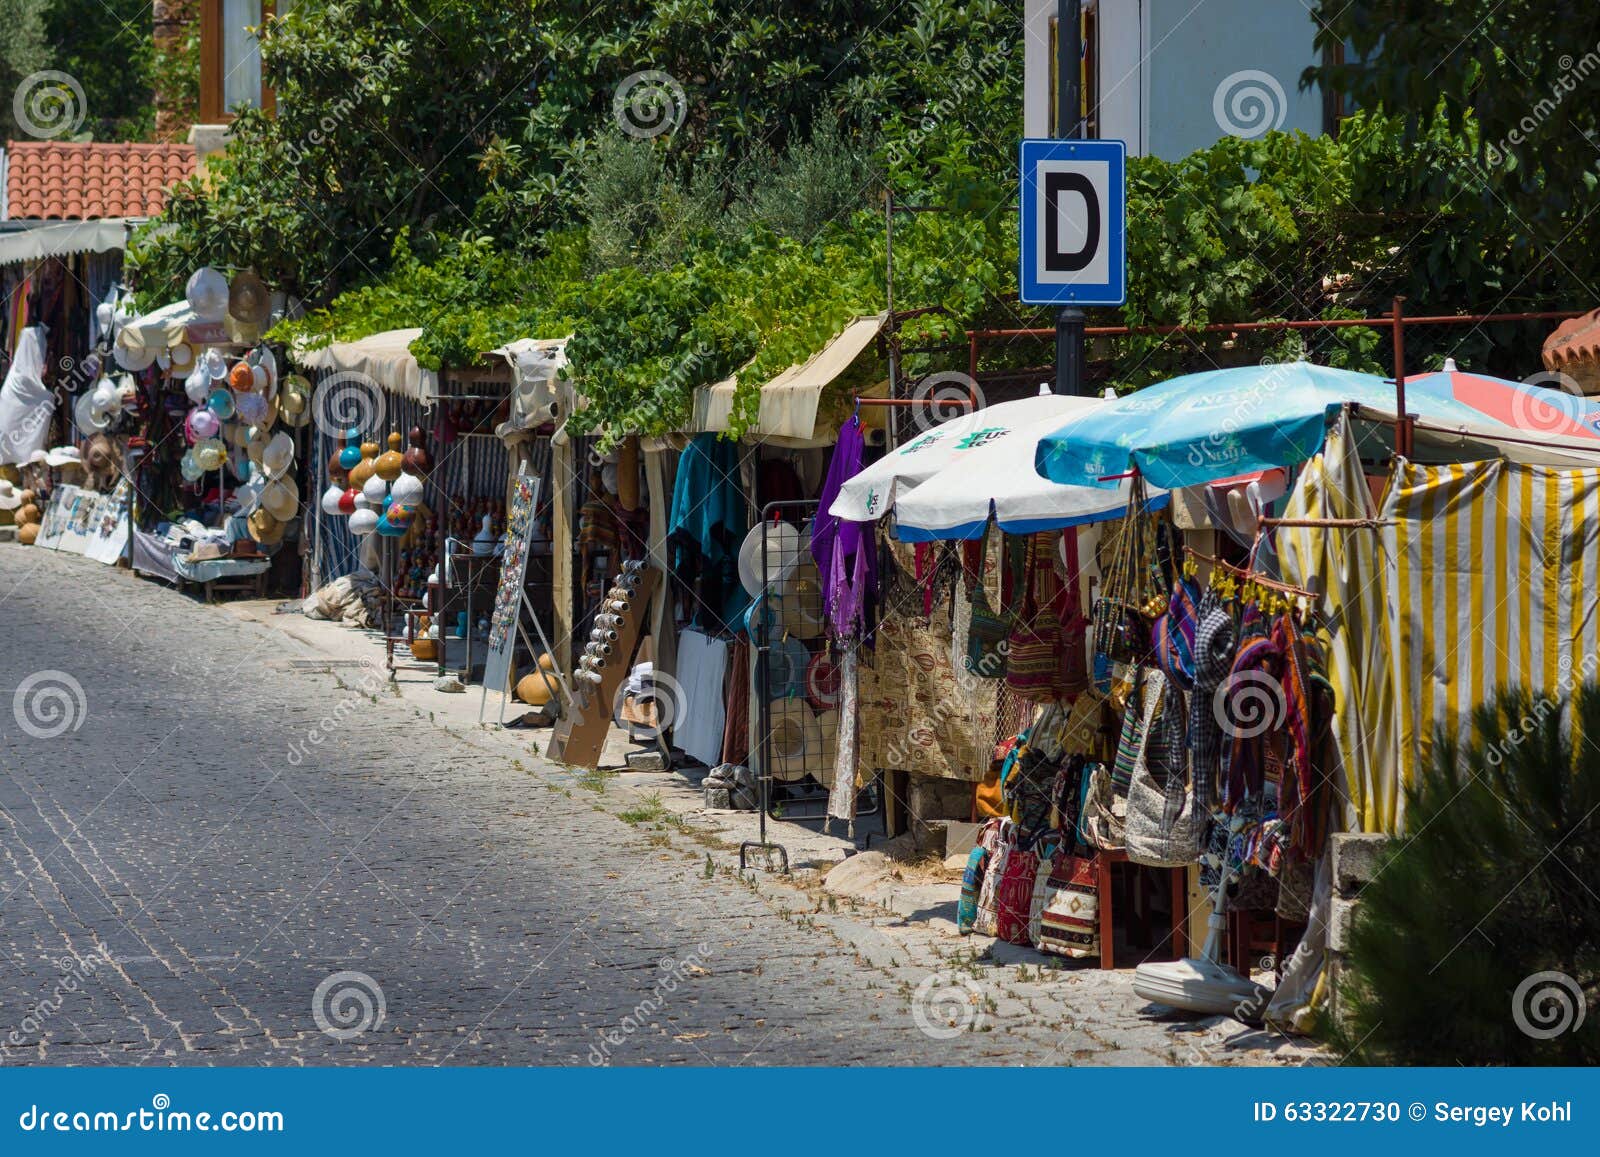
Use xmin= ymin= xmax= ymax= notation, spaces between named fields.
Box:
xmin=692 ymin=313 xmax=885 ymax=444
xmin=116 ymin=298 xmax=258 ymax=359
xmin=293 ymin=327 xmax=439 ymax=403
xmin=0 ymin=218 xmax=137 ymax=265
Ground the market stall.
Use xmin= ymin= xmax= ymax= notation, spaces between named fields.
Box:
xmin=816 ymin=358 xmax=1600 ymax=1023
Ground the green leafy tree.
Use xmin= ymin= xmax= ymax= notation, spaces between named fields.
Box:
xmin=0 ymin=0 xmax=52 ymax=142
xmin=1334 ymin=684 xmax=1600 ymax=1065
xmin=45 ymin=0 xmax=156 ymax=141
xmin=1308 ymin=1 xmax=1600 ymax=277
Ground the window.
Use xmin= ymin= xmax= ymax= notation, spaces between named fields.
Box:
xmin=200 ymin=0 xmax=278 ymax=122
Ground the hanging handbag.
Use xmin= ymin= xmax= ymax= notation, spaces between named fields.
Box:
xmin=1079 ymin=761 xmax=1125 ymax=851
xmin=994 ymin=839 xmax=1043 ymax=945
xmin=972 ymin=817 xmax=1015 ymax=937
xmin=1125 ymin=678 xmax=1208 ymax=867
xmin=1058 ymin=528 xmax=1091 ymax=700
xmin=964 ymin=529 xmax=1011 ymax=679
xmin=1006 ymin=535 xmax=1070 ymax=703
xmin=1091 ymin=474 xmax=1165 ymax=665
xmin=1030 ymin=852 xmax=1101 ymax=959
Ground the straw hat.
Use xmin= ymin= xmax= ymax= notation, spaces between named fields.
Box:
xmin=228 ymin=271 xmax=272 ymax=328
xmin=811 ymin=708 xmax=841 ymax=788
xmin=44 ymin=446 xmax=82 ymax=468
xmin=773 ymin=565 xmax=825 ymax=640
xmin=765 ymin=699 xmax=823 ymax=783
xmin=737 ymin=520 xmax=807 ymax=596
xmin=0 ymin=480 xmax=20 ymax=510
xmin=247 ymin=507 xmax=285 ymax=545
xmin=279 ymin=374 xmax=311 ymax=426
xmin=166 ymin=341 xmax=197 ymax=377
xmin=261 ymin=477 xmax=298 ymax=521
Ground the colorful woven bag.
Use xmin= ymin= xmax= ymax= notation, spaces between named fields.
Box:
xmin=1006 ymin=536 xmax=1069 ymax=703
xmin=994 ymin=843 xmax=1042 ymax=945
xmin=1030 ymin=853 xmax=1101 ymax=959
xmin=964 ymin=531 xmax=1011 ymax=679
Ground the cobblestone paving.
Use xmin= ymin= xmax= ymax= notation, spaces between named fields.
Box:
xmin=0 ymin=546 xmax=1313 ymax=1065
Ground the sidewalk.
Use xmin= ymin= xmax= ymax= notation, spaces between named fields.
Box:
xmin=212 ymin=593 xmax=1323 ymax=1065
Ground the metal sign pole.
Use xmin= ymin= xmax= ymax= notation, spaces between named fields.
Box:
xmin=1054 ymin=0 xmax=1086 ymax=397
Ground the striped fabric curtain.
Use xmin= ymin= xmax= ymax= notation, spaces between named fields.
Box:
xmin=1380 ymin=457 xmax=1600 ymax=820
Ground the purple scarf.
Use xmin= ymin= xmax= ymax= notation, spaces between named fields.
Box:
xmin=812 ymin=416 xmax=876 ymax=636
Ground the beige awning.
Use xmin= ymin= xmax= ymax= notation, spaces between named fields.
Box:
xmin=292 ymin=327 xmax=439 ymax=403
xmin=0 ymin=218 xmax=137 ymax=265
xmin=692 ymin=313 xmax=885 ymax=443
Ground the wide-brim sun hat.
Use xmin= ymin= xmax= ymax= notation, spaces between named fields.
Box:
xmin=737 ymin=519 xmax=807 ymax=596
xmin=765 ymin=699 xmax=823 ymax=783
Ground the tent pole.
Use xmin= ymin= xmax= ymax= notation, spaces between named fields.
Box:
xmin=1391 ymin=296 xmax=1410 ymax=458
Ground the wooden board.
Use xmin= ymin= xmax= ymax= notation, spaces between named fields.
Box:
xmin=545 ymin=566 xmax=659 ymax=769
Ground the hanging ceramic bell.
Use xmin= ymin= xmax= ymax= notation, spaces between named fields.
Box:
xmin=339 ymin=487 xmax=359 ymax=514
xmin=401 ymin=426 xmax=431 ymax=475
xmin=361 ymin=471 xmax=388 ymax=506
xmin=389 ymin=471 xmax=425 ymax=505
xmin=320 ymin=483 xmax=346 ymax=516
xmin=375 ymin=432 xmax=404 ymax=481
xmin=348 ymin=508 xmax=379 ymax=536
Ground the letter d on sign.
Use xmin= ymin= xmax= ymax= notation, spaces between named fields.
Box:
xmin=1043 ymin=171 xmax=1099 ymax=273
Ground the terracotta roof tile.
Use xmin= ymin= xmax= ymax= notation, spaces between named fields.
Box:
xmin=1544 ymin=309 xmax=1600 ymax=371
xmin=4 ymin=141 xmax=196 ymax=220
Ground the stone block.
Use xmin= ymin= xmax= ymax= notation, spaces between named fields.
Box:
xmin=1330 ymin=832 xmax=1388 ymax=893
xmin=1326 ymin=895 xmax=1360 ymax=954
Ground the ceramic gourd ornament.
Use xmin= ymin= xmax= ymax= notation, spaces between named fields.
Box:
xmin=320 ymin=483 xmax=346 ymax=516
xmin=375 ymin=432 xmax=404 ymax=481
xmin=401 ymin=426 xmax=431 ymax=475
xmin=389 ymin=471 xmax=425 ymax=506
xmin=347 ymin=438 xmax=380 ymax=491
xmin=338 ymin=427 xmax=362 ymax=472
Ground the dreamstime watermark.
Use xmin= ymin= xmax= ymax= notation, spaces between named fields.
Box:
xmin=313 ymin=369 xmax=387 ymax=441
xmin=282 ymin=44 xmax=412 ymax=167
xmin=285 ymin=659 xmax=389 ymax=765
xmin=0 ymin=946 xmax=110 ymax=1058
xmin=1511 ymin=970 xmax=1587 ymax=1040
xmin=911 ymin=969 xmax=987 ymax=1039
xmin=1212 ymin=669 xmax=1287 ymax=740
xmin=883 ymin=43 xmax=1014 ymax=170
xmin=613 ymin=70 xmax=686 ymax=139
xmin=612 ymin=669 xmax=687 ymax=743
xmin=13 ymin=71 xmax=86 ymax=139
xmin=1185 ymin=356 xmax=1299 ymax=470
xmin=312 ymin=970 xmax=386 ymax=1041
xmin=588 ymin=943 xmax=714 ymax=1064
xmin=12 ymin=670 xmax=88 ymax=739
xmin=909 ymin=370 xmax=985 ymax=434
xmin=614 ymin=341 xmax=715 ymax=434
xmin=1212 ymin=69 xmax=1287 ymax=140
xmin=1485 ymin=42 xmax=1600 ymax=167
xmin=1510 ymin=369 xmax=1591 ymax=436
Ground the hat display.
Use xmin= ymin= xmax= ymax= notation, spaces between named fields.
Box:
xmin=228 ymin=271 xmax=272 ymax=328
xmin=811 ymin=708 xmax=841 ymax=788
xmin=262 ymin=430 xmax=295 ymax=477
xmin=167 ymin=341 xmax=197 ymax=377
xmin=0 ymin=480 xmax=19 ymax=510
xmin=773 ymin=565 xmax=824 ymax=640
xmin=43 ymin=445 xmax=82 ymax=467
xmin=261 ymin=477 xmax=298 ymax=521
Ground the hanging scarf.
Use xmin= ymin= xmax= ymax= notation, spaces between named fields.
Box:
xmin=1271 ymin=613 xmax=1333 ymax=856
xmin=1222 ymin=604 xmax=1282 ymax=810
xmin=1188 ymin=587 xmax=1236 ymax=813
xmin=1152 ymin=574 xmax=1201 ymax=690
xmin=811 ymin=415 xmax=876 ymax=635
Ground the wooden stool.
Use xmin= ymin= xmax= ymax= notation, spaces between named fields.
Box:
xmin=1096 ymin=849 xmax=1188 ymax=969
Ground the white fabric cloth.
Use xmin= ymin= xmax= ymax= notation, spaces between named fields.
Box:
xmin=0 ymin=328 xmax=53 ymax=466
xmin=672 ymin=630 xmax=729 ymax=766
xmin=293 ymin=328 xmax=439 ymax=403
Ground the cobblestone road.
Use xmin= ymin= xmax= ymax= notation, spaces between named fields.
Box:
xmin=0 ymin=546 xmax=1309 ymax=1065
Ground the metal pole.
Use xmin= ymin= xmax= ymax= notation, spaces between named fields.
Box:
xmin=1054 ymin=0 xmax=1087 ymax=396
xmin=1391 ymin=296 xmax=1409 ymax=458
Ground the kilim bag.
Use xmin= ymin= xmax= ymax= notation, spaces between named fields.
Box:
xmin=994 ymin=841 xmax=1043 ymax=945
xmin=1125 ymin=679 xmax=1208 ymax=867
xmin=1006 ymin=536 xmax=1070 ymax=703
xmin=964 ymin=531 xmax=1011 ymax=679
xmin=1030 ymin=853 xmax=1101 ymax=959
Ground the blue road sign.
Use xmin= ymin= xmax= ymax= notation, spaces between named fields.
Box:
xmin=1019 ymin=138 xmax=1127 ymax=307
